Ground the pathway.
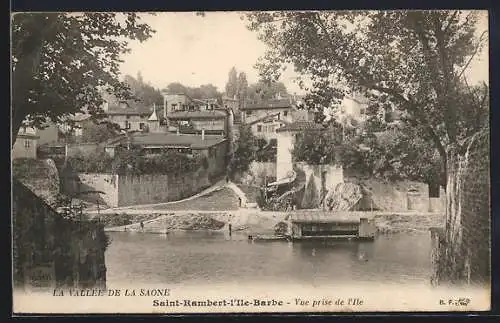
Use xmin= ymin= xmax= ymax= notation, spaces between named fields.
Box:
xmin=87 ymin=179 xmax=256 ymax=215
xmin=86 ymin=179 xmax=227 ymax=214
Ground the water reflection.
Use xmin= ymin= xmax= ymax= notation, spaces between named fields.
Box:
xmin=105 ymin=231 xmax=432 ymax=287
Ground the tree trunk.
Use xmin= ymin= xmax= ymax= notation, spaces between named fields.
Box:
xmin=433 ymin=130 xmax=490 ymax=286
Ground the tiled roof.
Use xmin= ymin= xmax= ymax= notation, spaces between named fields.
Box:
xmin=247 ymin=113 xmax=290 ymax=126
xmin=106 ymin=100 xmax=154 ymax=116
xmin=276 ymin=121 xmax=325 ymax=132
xmin=105 ymin=132 xmax=226 ymax=149
xmin=241 ymin=99 xmax=294 ymax=110
xmin=168 ymin=110 xmax=227 ymax=119
xmin=287 ymin=211 xmax=368 ymax=223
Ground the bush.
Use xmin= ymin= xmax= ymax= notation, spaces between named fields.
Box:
xmin=67 ymin=150 xmax=113 ymax=173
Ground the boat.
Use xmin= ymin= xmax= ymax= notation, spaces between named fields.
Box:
xmin=248 ymin=234 xmax=290 ymax=242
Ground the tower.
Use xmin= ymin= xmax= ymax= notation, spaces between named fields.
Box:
xmin=148 ymin=103 xmax=160 ymax=133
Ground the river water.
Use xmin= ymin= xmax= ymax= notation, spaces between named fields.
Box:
xmin=105 ymin=231 xmax=433 ymax=288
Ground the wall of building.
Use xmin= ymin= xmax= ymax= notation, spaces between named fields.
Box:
xmin=276 ymin=131 xmax=295 ymax=180
xmin=12 ymin=136 xmax=37 ymax=159
xmin=67 ymin=143 xmax=104 ymax=156
xmin=107 ymin=115 xmax=148 ymax=132
xmin=190 ymin=119 xmax=226 ymax=132
xmin=195 ymin=141 xmax=228 ymax=180
xmin=251 ymin=119 xmax=285 ymax=141
xmin=242 ymin=108 xmax=293 ymax=124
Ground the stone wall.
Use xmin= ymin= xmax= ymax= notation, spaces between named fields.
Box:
xmin=237 ymin=161 xmax=277 ymax=186
xmin=78 ymin=174 xmax=119 ymax=207
xmin=432 ymin=130 xmax=490 ymax=286
xmin=12 ymin=180 xmax=107 ymax=290
xmin=117 ymin=168 xmax=211 ymax=206
xmin=344 ymin=171 xmax=446 ymax=213
xmin=78 ymin=167 xmax=212 ymax=207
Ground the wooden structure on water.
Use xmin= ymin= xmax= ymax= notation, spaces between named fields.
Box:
xmin=286 ymin=212 xmax=376 ymax=241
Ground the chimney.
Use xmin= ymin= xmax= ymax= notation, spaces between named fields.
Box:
xmin=201 ymin=129 xmax=205 ymax=141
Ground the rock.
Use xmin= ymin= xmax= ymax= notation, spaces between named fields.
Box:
xmin=323 ymin=183 xmax=363 ymax=211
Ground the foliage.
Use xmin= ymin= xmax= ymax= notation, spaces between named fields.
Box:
xmin=227 ymin=124 xmax=257 ymax=177
xmin=292 ymin=127 xmax=342 ymax=165
xmin=11 ymin=12 xmax=155 ymax=143
xmin=67 ymin=150 xmax=114 ymax=173
xmin=79 ymin=122 xmax=120 ymax=143
xmin=274 ymin=221 xmax=288 ymax=235
xmin=111 ymin=149 xmax=203 ymax=176
xmin=165 ymin=82 xmax=222 ymax=101
xmin=255 ymin=138 xmax=277 ymax=162
xmin=123 ymin=72 xmax=164 ymax=107
xmin=247 ymin=80 xmax=289 ymax=103
xmin=225 ymin=67 xmax=239 ymax=99
xmin=245 ymin=11 xmax=489 ymax=187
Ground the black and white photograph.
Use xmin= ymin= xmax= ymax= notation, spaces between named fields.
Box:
xmin=11 ymin=10 xmax=490 ymax=313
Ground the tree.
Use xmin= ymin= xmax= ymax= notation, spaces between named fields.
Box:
xmin=245 ymin=11 xmax=488 ymax=189
xmin=237 ymin=72 xmax=249 ymax=107
xmin=225 ymin=67 xmax=238 ymax=99
xmin=227 ymin=124 xmax=257 ymax=178
xmin=80 ymin=122 xmax=120 ymax=143
xmin=11 ymin=13 xmax=155 ymax=145
xmin=292 ymin=128 xmax=341 ymax=165
xmin=123 ymin=73 xmax=163 ymax=106
xmin=247 ymin=80 xmax=289 ymax=103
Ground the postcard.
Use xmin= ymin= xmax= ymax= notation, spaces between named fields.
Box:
xmin=11 ymin=10 xmax=490 ymax=314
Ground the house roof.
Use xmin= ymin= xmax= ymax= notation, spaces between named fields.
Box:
xmin=247 ymin=112 xmax=290 ymax=126
xmin=168 ymin=110 xmax=227 ymax=120
xmin=288 ymin=211 xmax=367 ymax=223
xmin=105 ymin=132 xmax=226 ymax=149
xmin=276 ymin=121 xmax=325 ymax=132
xmin=241 ymin=99 xmax=294 ymax=111
xmin=106 ymin=100 xmax=154 ymax=116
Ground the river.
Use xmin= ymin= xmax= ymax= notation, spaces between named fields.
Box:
xmin=104 ymin=231 xmax=433 ymax=288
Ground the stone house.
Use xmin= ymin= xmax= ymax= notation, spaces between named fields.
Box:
xmin=12 ymin=126 xmax=39 ymax=159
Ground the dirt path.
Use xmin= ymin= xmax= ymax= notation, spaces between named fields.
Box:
xmin=87 ymin=179 xmax=228 ymax=214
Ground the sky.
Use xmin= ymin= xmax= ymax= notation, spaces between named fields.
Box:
xmin=119 ymin=11 xmax=489 ymax=94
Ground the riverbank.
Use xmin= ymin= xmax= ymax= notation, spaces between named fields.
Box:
xmin=99 ymin=210 xmax=444 ymax=235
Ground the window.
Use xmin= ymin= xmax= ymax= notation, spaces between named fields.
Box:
xmin=283 ymin=110 xmax=288 ymax=117
xmin=125 ymin=121 xmax=131 ymax=129
xmin=360 ymin=107 xmax=366 ymax=115
xmin=246 ymin=110 xmax=252 ymax=116
xmin=257 ymin=125 xmax=262 ymax=132
xmin=126 ymin=115 xmax=130 ymax=119
xmin=24 ymin=140 xmax=30 ymax=148
xmin=139 ymin=123 xmax=145 ymax=130
xmin=171 ymin=104 xmax=177 ymax=110
xmin=429 ymin=182 xmax=440 ymax=198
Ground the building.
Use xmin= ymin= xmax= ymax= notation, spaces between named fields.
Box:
xmin=104 ymin=108 xmax=229 ymax=177
xmin=275 ymin=121 xmax=325 ymax=180
xmin=104 ymin=100 xmax=153 ymax=132
xmin=12 ymin=126 xmax=39 ymax=159
xmin=240 ymin=98 xmax=296 ymax=125
xmin=248 ymin=113 xmax=289 ymax=142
